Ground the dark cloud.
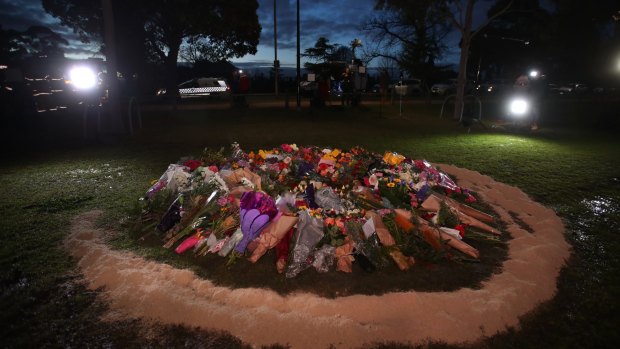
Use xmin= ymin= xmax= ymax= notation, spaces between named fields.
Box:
xmin=256 ymin=0 xmax=376 ymax=50
xmin=0 ymin=0 xmax=101 ymax=58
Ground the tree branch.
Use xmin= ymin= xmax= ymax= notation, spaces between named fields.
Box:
xmin=472 ymin=0 xmax=514 ymax=39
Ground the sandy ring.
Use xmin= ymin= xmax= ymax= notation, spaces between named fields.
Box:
xmin=65 ymin=164 xmax=571 ymax=348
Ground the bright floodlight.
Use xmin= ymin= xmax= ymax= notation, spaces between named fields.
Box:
xmin=69 ymin=67 xmax=97 ymax=90
xmin=509 ymin=98 xmax=529 ymax=116
xmin=529 ymin=70 xmax=539 ymax=78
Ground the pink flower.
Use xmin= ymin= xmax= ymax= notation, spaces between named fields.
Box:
xmin=281 ymin=144 xmax=293 ymax=153
xmin=368 ymin=174 xmax=378 ymax=188
xmin=208 ymin=165 xmax=219 ymax=173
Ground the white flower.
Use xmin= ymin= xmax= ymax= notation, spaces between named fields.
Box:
xmin=240 ymin=177 xmax=255 ymax=190
xmin=209 ymin=173 xmax=230 ymax=193
xmin=291 ymin=144 xmax=299 ymax=151
xmin=399 ymin=171 xmax=413 ymax=183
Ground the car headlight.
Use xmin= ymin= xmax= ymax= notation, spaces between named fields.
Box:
xmin=509 ymin=98 xmax=529 ymax=116
xmin=69 ymin=67 xmax=97 ymax=90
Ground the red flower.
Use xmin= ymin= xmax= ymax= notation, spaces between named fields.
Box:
xmin=183 ymin=159 xmax=203 ymax=171
xmin=414 ymin=159 xmax=427 ymax=170
xmin=454 ymin=224 xmax=467 ymax=238
xmin=208 ymin=165 xmax=219 ymax=173
xmin=278 ymin=162 xmax=289 ymax=171
xmin=421 ymin=212 xmax=436 ymax=220
xmin=281 ymin=143 xmax=293 ymax=153
xmin=465 ymin=194 xmax=476 ymax=203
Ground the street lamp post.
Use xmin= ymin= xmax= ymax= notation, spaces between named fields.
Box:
xmin=296 ymin=0 xmax=301 ymax=109
xmin=273 ymin=0 xmax=279 ymax=96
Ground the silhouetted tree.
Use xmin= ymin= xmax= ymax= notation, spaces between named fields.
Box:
xmin=43 ymin=0 xmax=261 ymax=98
xmin=303 ymin=37 xmax=354 ymax=79
xmin=547 ymin=0 xmax=620 ymax=82
xmin=365 ymin=0 xmax=452 ymax=86
xmin=0 ymin=25 xmax=22 ymax=62
xmin=5 ymin=25 xmax=68 ymax=59
xmin=470 ymin=0 xmax=552 ymax=81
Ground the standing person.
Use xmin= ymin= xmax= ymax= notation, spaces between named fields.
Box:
xmin=231 ymin=69 xmax=240 ymax=106
xmin=340 ymin=67 xmax=351 ymax=106
xmin=380 ymin=69 xmax=389 ymax=104
xmin=512 ymin=73 xmax=539 ymax=130
xmin=238 ymin=71 xmax=250 ymax=107
xmin=317 ymin=77 xmax=329 ymax=106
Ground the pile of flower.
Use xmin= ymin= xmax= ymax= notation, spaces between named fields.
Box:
xmin=137 ymin=143 xmax=503 ymax=278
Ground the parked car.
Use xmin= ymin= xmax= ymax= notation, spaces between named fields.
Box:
xmin=157 ymin=77 xmax=230 ymax=98
xmin=475 ymin=79 xmax=511 ymax=94
xmin=388 ymin=79 xmax=422 ymax=95
xmin=556 ymin=82 xmax=589 ymax=95
xmin=431 ymin=79 xmax=456 ymax=95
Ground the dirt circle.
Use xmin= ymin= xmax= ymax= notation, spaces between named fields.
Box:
xmin=65 ymin=164 xmax=571 ymax=348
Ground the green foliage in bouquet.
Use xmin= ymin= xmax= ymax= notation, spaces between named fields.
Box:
xmin=436 ymin=201 xmax=459 ymax=228
xmin=201 ymin=146 xmax=227 ymax=166
xmin=378 ymin=181 xmax=412 ymax=209
xmin=320 ymin=223 xmax=346 ymax=247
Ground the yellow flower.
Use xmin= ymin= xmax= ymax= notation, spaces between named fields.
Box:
xmin=387 ymin=182 xmax=396 ymax=188
xmin=258 ymin=149 xmax=268 ymax=159
xmin=393 ymin=178 xmax=401 ymax=183
xmin=383 ymin=151 xmax=405 ymax=166
xmin=329 ymin=149 xmax=341 ymax=158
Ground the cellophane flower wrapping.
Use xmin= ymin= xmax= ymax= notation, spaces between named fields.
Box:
xmin=314 ymin=187 xmax=344 ymax=213
xmin=235 ymin=191 xmax=279 ymax=254
xmin=286 ymin=211 xmax=325 ymax=278
xmin=312 ymin=245 xmax=335 ymax=273
xmin=156 ymin=194 xmax=184 ymax=233
xmin=248 ymin=215 xmax=299 ymax=263
xmin=218 ymin=229 xmax=243 ymax=257
xmin=146 ymin=164 xmax=191 ymax=199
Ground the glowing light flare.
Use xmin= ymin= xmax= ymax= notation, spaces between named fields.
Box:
xmin=529 ymin=70 xmax=539 ymax=78
xmin=509 ymin=98 xmax=529 ymax=116
xmin=69 ymin=67 xmax=97 ymax=90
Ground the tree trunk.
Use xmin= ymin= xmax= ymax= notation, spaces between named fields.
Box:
xmin=164 ymin=36 xmax=182 ymax=108
xmin=453 ymin=0 xmax=475 ymax=121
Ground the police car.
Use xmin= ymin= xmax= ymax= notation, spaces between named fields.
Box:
xmin=157 ymin=77 xmax=230 ymax=98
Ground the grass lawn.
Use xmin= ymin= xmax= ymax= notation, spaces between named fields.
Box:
xmin=1 ymin=98 xmax=619 ymax=348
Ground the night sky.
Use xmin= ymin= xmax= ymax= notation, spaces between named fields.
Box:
xmin=0 ymin=0 xmax=507 ymax=67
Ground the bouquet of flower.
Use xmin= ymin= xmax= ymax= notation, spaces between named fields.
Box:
xmin=286 ymin=210 xmax=325 ymax=278
xmin=234 ymin=191 xmax=278 ymax=254
xmin=137 ymin=143 xmax=504 ymax=279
